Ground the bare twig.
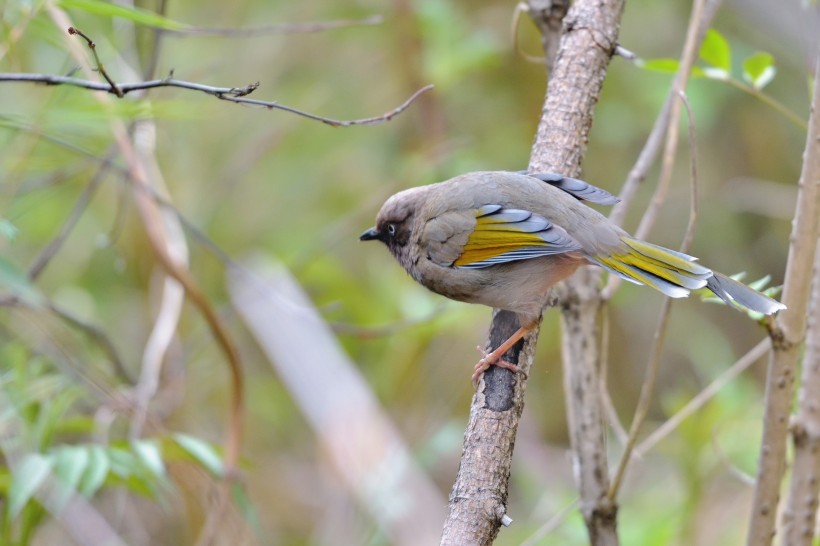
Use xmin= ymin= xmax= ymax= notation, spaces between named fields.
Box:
xmin=0 ymin=72 xmax=433 ymax=127
xmin=598 ymin=308 xmax=629 ymax=445
xmin=782 ymin=240 xmax=820 ymax=546
xmin=636 ymin=338 xmax=771 ymax=457
xmin=67 ymin=27 xmax=123 ymax=97
xmin=605 ymin=0 xmax=721 ymax=232
xmin=608 ymin=90 xmax=700 ymax=500
xmin=747 ymin=51 xmax=820 ymax=546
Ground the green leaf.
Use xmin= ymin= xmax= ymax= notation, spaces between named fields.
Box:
xmin=743 ymin=52 xmax=776 ymax=90
xmin=106 ymin=446 xmax=138 ymax=478
xmin=79 ymin=445 xmax=109 ymax=497
xmin=0 ymin=219 xmax=18 ymax=241
xmin=699 ymin=29 xmax=731 ymax=77
xmin=57 ymin=0 xmax=189 ymax=30
xmin=174 ymin=434 xmax=224 ymax=477
xmin=132 ymin=439 xmax=165 ymax=478
xmin=638 ymin=58 xmax=680 ymax=74
xmin=0 ymin=256 xmax=45 ymax=307
xmin=53 ymin=446 xmax=89 ymax=508
xmin=8 ymin=453 xmax=53 ymax=519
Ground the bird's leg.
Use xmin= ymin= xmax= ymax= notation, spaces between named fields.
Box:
xmin=471 ymin=324 xmax=534 ymax=386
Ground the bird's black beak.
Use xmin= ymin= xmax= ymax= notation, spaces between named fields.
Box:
xmin=360 ymin=227 xmax=380 ymax=241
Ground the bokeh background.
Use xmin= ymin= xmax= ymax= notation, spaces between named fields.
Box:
xmin=1 ymin=0 xmax=817 ymax=544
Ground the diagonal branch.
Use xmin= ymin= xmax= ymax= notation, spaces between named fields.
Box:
xmin=441 ymin=1 xmax=625 ymax=544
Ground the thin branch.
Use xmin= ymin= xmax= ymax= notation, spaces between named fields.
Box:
xmin=67 ymin=27 xmax=123 ymax=97
xmin=48 ymin=301 xmax=134 ymax=385
xmin=608 ymin=89 xmax=700 ymax=501
xmin=598 ymin=308 xmax=629 ymax=445
xmin=725 ymin=78 xmax=808 ymax=131
xmin=0 ymin=72 xmax=434 ymax=128
xmin=603 ymin=0 xmax=721 ymax=298
xmin=27 ymin=150 xmax=115 ymax=280
xmin=636 ymin=338 xmax=771 ymax=457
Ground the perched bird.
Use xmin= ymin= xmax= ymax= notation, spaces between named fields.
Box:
xmin=360 ymin=171 xmax=785 ymax=384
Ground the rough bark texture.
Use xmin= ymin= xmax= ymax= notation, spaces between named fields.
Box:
xmin=441 ymin=310 xmax=537 ymax=546
xmin=440 ymin=1 xmax=624 ymax=544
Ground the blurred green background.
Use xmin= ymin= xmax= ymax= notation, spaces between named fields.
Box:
xmin=0 ymin=0 xmax=814 ymax=544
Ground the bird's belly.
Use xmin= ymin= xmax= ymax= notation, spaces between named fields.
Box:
xmin=420 ymin=254 xmax=585 ymax=322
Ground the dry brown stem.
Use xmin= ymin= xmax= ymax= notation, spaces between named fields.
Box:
xmin=747 ymin=52 xmax=820 ymax=546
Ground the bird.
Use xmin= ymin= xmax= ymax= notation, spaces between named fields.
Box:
xmin=360 ymin=171 xmax=785 ymax=385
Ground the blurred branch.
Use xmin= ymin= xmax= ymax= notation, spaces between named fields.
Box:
xmin=165 ymin=14 xmax=383 ymax=37
xmin=228 ymin=259 xmax=444 ymax=546
xmin=782 ymin=239 xmax=820 ymax=546
xmin=605 ymin=0 xmax=721 ymax=233
xmin=0 ymin=71 xmax=434 ymax=128
xmin=724 ymin=78 xmax=808 ymax=131
xmin=608 ymin=91 xmax=700 ymax=500
xmin=27 ymin=150 xmax=114 ymax=281
xmin=48 ymin=10 xmax=246 ymax=481
xmin=597 ymin=309 xmax=628 ymax=445
xmin=48 ymin=301 xmax=133 ymax=385
xmin=515 ymin=0 xmax=571 ymax=74
xmin=636 ymin=338 xmax=771 ymax=457
xmin=747 ymin=51 xmax=820 ymax=546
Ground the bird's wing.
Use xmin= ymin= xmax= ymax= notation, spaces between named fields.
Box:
xmin=422 ymin=204 xmax=582 ymax=269
xmin=517 ymin=171 xmax=620 ymax=205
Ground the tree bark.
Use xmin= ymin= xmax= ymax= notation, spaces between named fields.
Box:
xmin=748 ymin=51 xmax=820 ymax=546
xmin=441 ymin=1 xmax=625 ymax=544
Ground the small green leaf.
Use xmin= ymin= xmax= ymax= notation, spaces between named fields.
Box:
xmin=174 ymin=434 xmax=224 ymax=477
xmin=0 ymin=219 xmax=18 ymax=241
xmin=8 ymin=453 xmax=53 ymax=519
xmin=743 ymin=52 xmax=776 ymax=89
xmin=58 ymin=0 xmax=189 ymax=30
xmin=0 ymin=256 xmax=45 ymax=307
xmin=53 ymin=446 xmax=89 ymax=508
xmin=638 ymin=58 xmax=680 ymax=74
xmin=79 ymin=445 xmax=109 ymax=497
xmin=132 ymin=439 xmax=165 ymax=478
xmin=106 ymin=446 xmax=138 ymax=478
xmin=699 ymin=29 xmax=732 ymax=73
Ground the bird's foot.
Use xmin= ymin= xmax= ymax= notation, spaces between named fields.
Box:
xmin=472 ymin=346 xmax=527 ymax=387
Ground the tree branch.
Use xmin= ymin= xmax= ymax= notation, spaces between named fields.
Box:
xmin=441 ymin=1 xmax=624 ymax=544
xmin=0 ymin=73 xmax=433 ymax=128
xmin=747 ymin=50 xmax=820 ymax=546
xmin=782 ymin=239 xmax=820 ymax=546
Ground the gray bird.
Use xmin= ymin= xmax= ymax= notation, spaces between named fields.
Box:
xmin=361 ymin=171 xmax=784 ymax=384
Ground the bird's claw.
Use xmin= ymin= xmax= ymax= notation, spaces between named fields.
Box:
xmin=471 ymin=346 xmax=527 ymax=387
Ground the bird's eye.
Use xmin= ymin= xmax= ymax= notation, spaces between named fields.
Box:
xmin=387 ymin=223 xmax=397 ymax=236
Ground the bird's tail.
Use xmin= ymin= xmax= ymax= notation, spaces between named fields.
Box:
xmin=589 ymin=237 xmax=785 ymax=315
